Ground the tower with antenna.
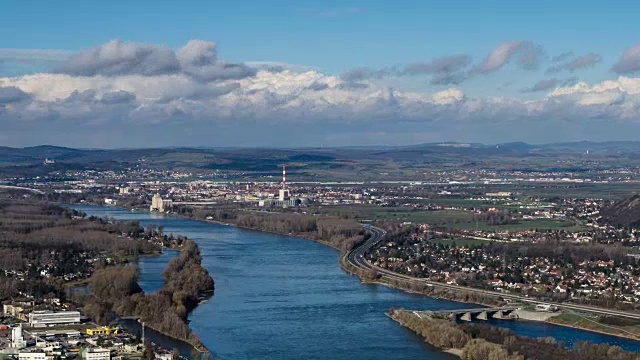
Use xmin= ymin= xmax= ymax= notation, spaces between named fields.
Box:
xmin=278 ymin=166 xmax=290 ymax=201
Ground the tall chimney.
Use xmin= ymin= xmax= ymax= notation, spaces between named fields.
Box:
xmin=282 ymin=166 xmax=286 ymax=189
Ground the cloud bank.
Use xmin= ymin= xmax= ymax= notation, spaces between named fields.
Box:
xmin=547 ymin=53 xmax=602 ymax=73
xmin=339 ymin=41 xmax=544 ymax=84
xmin=612 ymin=44 xmax=640 ymax=74
xmin=2 ymin=39 xmax=640 ymax=147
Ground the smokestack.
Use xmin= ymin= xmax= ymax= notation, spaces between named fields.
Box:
xmin=282 ymin=166 xmax=286 ymax=189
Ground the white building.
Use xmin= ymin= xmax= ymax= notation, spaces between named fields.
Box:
xmin=535 ymin=304 xmax=559 ymax=312
xmin=18 ymin=352 xmax=50 ymax=360
xmin=278 ymin=188 xmax=290 ymax=202
xmin=82 ymin=348 xmax=111 ymax=360
xmin=11 ymin=324 xmax=27 ymax=349
xmin=28 ymin=310 xmax=81 ymax=327
xmin=150 ymin=193 xmax=172 ymax=212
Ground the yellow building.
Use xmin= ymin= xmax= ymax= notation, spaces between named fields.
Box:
xmin=86 ymin=327 xmax=119 ymax=336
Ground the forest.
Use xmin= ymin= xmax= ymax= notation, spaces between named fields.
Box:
xmin=476 ymin=210 xmax=519 ymax=226
xmin=0 ymin=198 xmax=159 ymax=301
xmin=388 ymin=308 xmax=640 ymax=360
xmin=175 ymin=205 xmax=367 ymax=252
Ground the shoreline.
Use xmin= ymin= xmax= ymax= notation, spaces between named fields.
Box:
xmin=127 ymin=318 xmax=209 ymax=354
xmin=339 ymin=252 xmax=640 ymax=342
xmin=175 ymin=212 xmax=344 ymax=251
xmin=64 ymin=203 xmax=213 ymax=354
xmin=546 ymin=317 xmax=640 ymax=341
xmin=338 ymin=253 xmax=503 ymax=308
xmin=74 ymin=203 xmax=640 ymax=345
xmin=386 ymin=311 xmax=462 ymax=359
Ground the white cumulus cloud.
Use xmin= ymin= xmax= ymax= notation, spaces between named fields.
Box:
xmin=3 ymin=39 xmax=640 ymax=147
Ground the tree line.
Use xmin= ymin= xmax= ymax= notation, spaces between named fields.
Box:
xmin=0 ymin=199 xmax=159 ymax=301
xmin=83 ymin=239 xmax=214 ymax=350
xmin=177 ymin=205 xmax=366 ymax=253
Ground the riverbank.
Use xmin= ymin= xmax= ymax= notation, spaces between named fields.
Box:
xmin=339 ymin=253 xmax=505 ymax=307
xmin=387 ymin=308 xmax=640 ymax=360
xmin=386 ymin=309 xmax=471 ymax=357
xmin=340 ymin=252 xmax=640 ymax=343
xmin=195 ymin=214 xmax=345 ymax=251
xmin=547 ymin=313 xmax=640 ymax=341
xmin=385 ymin=310 xmax=463 ymax=358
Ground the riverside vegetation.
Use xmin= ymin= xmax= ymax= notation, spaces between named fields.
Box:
xmin=174 ymin=205 xmax=367 ymax=253
xmin=388 ymin=308 xmax=640 ymax=360
xmin=80 ymin=239 xmax=214 ymax=350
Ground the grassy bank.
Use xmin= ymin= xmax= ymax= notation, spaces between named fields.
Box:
xmin=547 ymin=313 xmax=640 ymax=340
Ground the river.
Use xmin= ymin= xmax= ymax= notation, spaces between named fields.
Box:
xmin=74 ymin=205 xmax=640 ymax=359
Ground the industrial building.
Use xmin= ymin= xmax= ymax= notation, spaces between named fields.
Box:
xmin=11 ymin=324 xmax=27 ymax=349
xmin=28 ymin=311 xmax=81 ymax=327
xmin=86 ymin=327 xmax=119 ymax=336
xmin=150 ymin=193 xmax=173 ymax=212
xmin=4 ymin=303 xmax=28 ymax=317
xmin=259 ymin=167 xmax=308 ymax=207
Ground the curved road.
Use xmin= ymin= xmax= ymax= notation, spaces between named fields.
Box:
xmin=348 ymin=225 xmax=640 ymax=320
xmin=0 ymin=185 xmax=44 ymax=194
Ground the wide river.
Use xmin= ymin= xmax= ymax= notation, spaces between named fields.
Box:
xmin=74 ymin=205 xmax=640 ymax=359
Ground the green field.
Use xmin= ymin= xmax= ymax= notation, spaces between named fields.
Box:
xmin=347 ymin=206 xmax=476 ymax=224
xmin=412 ymin=197 xmax=555 ymax=211
xmin=309 ymin=205 xmax=588 ymax=232
xmin=430 ymin=238 xmax=492 ymax=246
xmin=502 ymin=183 xmax=640 ymax=201
xmin=549 ymin=313 xmax=640 ymax=339
xmin=442 ymin=219 xmax=588 ymax=232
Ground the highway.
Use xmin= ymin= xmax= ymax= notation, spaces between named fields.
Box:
xmin=0 ymin=185 xmax=44 ymax=194
xmin=348 ymin=225 xmax=640 ymax=320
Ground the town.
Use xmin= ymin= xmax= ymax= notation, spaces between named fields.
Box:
xmin=6 ymin=151 xmax=640 ymax=357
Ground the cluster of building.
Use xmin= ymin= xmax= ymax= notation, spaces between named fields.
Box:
xmin=369 ymin=237 xmax=640 ymax=304
xmin=0 ymin=305 xmax=172 ymax=360
xmin=1 ymin=317 xmax=131 ymax=360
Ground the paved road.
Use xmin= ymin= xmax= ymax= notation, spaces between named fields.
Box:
xmin=348 ymin=226 xmax=640 ymax=320
xmin=0 ymin=185 xmax=44 ymax=194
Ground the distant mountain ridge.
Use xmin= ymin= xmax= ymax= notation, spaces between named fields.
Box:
xmin=5 ymin=140 xmax=640 ymax=153
xmin=3 ymin=140 xmax=640 ymax=179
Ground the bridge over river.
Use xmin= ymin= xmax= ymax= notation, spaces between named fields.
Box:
xmin=415 ymin=306 xmax=520 ymax=322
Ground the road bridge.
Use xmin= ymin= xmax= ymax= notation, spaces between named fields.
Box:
xmin=422 ymin=306 xmax=519 ymax=321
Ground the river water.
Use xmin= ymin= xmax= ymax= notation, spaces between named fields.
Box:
xmin=74 ymin=205 xmax=640 ymax=359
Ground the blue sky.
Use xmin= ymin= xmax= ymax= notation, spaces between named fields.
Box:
xmin=2 ymin=0 xmax=640 ymax=147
